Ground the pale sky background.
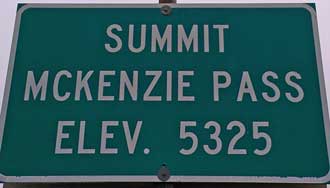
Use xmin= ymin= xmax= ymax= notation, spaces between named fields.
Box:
xmin=0 ymin=0 xmax=329 ymax=186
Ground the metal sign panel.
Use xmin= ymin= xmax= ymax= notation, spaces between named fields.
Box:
xmin=0 ymin=4 xmax=329 ymax=183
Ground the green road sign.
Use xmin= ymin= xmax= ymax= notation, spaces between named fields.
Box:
xmin=0 ymin=3 xmax=329 ymax=183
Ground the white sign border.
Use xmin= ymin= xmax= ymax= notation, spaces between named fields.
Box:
xmin=0 ymin=3 xmax=329 ymax=183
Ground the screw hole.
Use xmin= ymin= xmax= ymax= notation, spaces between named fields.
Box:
xmin=157 ymin=163 xmax=170 ymax=182
xmin=161 ymin=5 xmax=172 ymax=16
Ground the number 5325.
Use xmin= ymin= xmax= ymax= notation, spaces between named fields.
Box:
xmin=179 ymin=121 xmax=272 ymax=156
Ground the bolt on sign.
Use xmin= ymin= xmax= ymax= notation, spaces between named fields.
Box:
xmin=0 ymin=3 xmax=329 ymax=183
